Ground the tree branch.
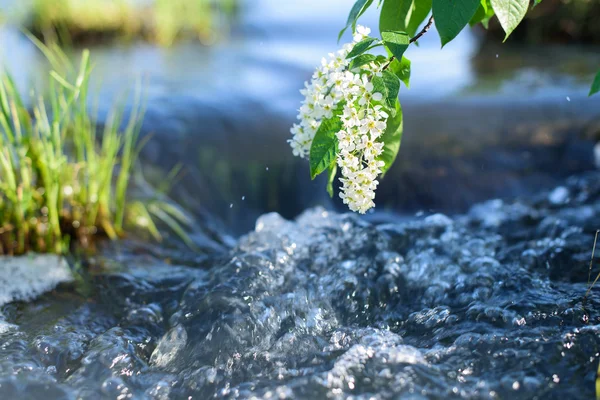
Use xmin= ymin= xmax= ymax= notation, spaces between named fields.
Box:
xmin=382 ymin=15 xmax=435 ymax=71
xmin=409 ymin=15 xmax=435 ymax=44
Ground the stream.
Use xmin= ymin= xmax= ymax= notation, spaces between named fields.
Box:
xmin=2 ymin=173 xmax=600 ymax=399
xmin=1 ymin=0 xmax=600 ymax=398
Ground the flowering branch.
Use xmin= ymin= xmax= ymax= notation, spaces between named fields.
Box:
xmin=289 ymin=26 xmax=396 ymax=213
xmin=382 ymin=15 xmax=435 ymax=71
xmin=294 ymin=0 xmax=549 ymax=214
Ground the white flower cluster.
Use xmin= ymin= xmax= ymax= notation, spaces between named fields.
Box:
xmin=289 ymin=26 xmax=389 ymax=214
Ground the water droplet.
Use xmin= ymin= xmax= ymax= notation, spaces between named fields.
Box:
xmin=495 ymin=54 xmax=499 ymax=58
xmin=229 ymin=203 xmax=233 ymax=208
xmin=512 ymin=381 xmax=520 ymax=390
xmin=566 ymin=96 xmax=571 ymax=102
xmin=265 ymin=167 xmax=269 ymax=171
xmin=241 ymin=196 xmax=246 ymax=201
xmin=549 ymin=186 xmax=569 ymax=205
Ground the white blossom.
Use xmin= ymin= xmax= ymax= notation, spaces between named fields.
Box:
xmin=353 ymin=25 xmax=372 ymax=42
xmin=289 ymin=25 xmax=391 ymax=214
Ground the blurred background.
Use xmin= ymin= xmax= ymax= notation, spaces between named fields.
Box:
xmin=0 ymin=0 xmax=599 ymax=234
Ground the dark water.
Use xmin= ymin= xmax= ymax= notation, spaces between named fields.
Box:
xmin=2 ymin=172 xmax=600 ymax=399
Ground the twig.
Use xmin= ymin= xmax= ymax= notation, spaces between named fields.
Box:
xmin=409 ymin=15 xmax=435 ymax=44
xmin=382 ymin=15 xmax=435 ymax=71
xmin=585 ymin=230 xmax=600 ymax=301
xmin=588 ymin=230 xmax=599 ymax=287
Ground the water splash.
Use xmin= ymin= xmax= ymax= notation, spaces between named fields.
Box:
xmin=2 ymin=174 xmax=600 ymax=398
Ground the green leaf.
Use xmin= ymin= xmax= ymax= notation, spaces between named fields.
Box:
xmin=388 ymin=56 xmax=411 ymax=88
xmin=310 ymin=116 xmax=343 ymax=179
xmin=490 ymin=0 xmax=529 ymax=41
xmin=379 ymin=0 xmax=431 ymax=38
xmin=377 ymin=101 xmax=403 ymax=176
xmin=532 ymin=0 xmax=542 ymax=8
xmin=432 ymin=0 xmax=480 ymax=47
xmin=590 ymin=69 xmax=600 ymax=97
xmin=379 ymin=0 xmax=413 ymax=34
xmin=349 ymin=54 xmax=377 ymax=70
xmin=339 ymin=0 xmax=374 ymax=41
xmin=372 ymin=72 xmax=399 ymax=114
xmin=382 ymin=71 xmax=400 ymax=109
xmin=469 ymin=0 xmax=495 ymax=28
xmin=346 ymin=37 xmax=378 ymax=59
xmin=372 ymin=75 xmax=388 ymax=100
xmin=381 ymin=31 xmax=410 ymax=61
xmin=406 ymin=0 xmax=433 ymax=37
xmin=326 ymin=163 xmax=337 ymax=197
xmin=481 ymin=0 xmax=492 ymax=13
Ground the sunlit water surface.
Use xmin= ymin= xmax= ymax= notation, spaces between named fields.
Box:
xmin=2 ymin=173 xmax=600 ymax=398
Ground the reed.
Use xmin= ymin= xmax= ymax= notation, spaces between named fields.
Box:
xmin=0 ymin=39 xmax=192 ymax=255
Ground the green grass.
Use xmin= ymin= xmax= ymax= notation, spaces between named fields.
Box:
xmin=26 ymin=0 xmax=238 ymax=46
xmin=0 ymin=38 xmax=193 ymax=255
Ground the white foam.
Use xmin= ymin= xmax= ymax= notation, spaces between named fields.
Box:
xmin=0 ymin=254 xmax=73 ymax=306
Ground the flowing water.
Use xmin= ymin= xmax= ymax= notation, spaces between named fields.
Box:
xmin=2 ymin=173 xmax=600 ymax=399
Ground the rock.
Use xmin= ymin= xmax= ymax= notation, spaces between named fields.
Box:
xmin=594 ymin=142 xmax=600 ymax=168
